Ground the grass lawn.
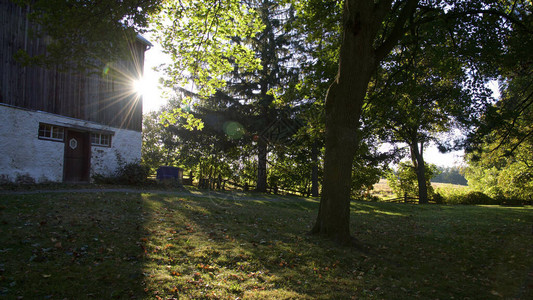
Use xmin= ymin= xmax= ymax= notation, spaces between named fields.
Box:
xmin=0 ymin=191 xmax=532 ymax=299
xmin=371 ymin=179 xmax=470 ymax=201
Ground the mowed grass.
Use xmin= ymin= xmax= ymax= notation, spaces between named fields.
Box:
xmin=0 ymin=192 xmax=532 ymax=299
xmin=372 ymin=179 xmax=470 ymax=200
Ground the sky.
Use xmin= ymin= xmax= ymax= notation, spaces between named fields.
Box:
xmin=139 ymin=40 xmax=477 ymax=168
xmin=139 ymin=42 xmax=168 ymax=113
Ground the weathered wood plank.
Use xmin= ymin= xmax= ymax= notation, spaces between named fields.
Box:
xmin=0 ymin=0 xmax=146 ymax=132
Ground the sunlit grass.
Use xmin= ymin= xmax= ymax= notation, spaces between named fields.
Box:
xmin=372 ymin=179 xmax=471 ymax=201
xmin=0 ymin=192 xmax=531 ymax=299
xmin=433 ymin=182 xmax=471 ymax=198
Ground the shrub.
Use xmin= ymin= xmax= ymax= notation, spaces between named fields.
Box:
xmin=92 ymin=173 xmax=117 ymax=184
xmin=357 ymin=193 xmax=381 ymax=202
xmin=432 ymin=192 xmax=445 ymax=204
xmin=0 ymin=174 xmax=11 ymax=185
xmin=15 ymin=173 xmax=35 ymax=185
xmin=117 ymin=163 xmax=151 ymax=185
xmin=442 ymin=191 xmax=498 ymax=205
xmin=93 ymin=162 xmax=150 ymax=185
xmin=462 ymin=191 xmax=498 ymax=205
xmin=500 ymin=196 xmax=525 ymax=206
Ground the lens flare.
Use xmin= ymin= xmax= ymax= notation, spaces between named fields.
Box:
xmin=223 ymin=121 xmax=245 ymax=139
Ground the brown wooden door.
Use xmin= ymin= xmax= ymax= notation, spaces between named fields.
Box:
xmin=63 ymin=130 xmax=90 ymax=182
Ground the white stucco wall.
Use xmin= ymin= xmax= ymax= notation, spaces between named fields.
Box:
xmin=0 ymin=104 xmax=141 ymax=183
xmin=90 ymin=127 xmax=142 ymax=177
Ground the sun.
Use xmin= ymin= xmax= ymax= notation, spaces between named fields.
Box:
xmin=130 ymin=66 xmax=164 ymax=112
xmin=133 ymin=77 xmax=149 ymax=97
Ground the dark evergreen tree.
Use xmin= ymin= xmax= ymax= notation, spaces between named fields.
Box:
xmin=207 ymin=0 xmax=300 ymax=192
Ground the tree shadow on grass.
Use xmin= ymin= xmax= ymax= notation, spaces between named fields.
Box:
xmin=139 ymin=193 xmax=372 ymax=299
xmin=0 ymin=192 xmax=148 ymax=299
xmin=3 ymin=192 xmax=530 ymax=299
xmin=140 ymin=194 xmax=533 ymax=299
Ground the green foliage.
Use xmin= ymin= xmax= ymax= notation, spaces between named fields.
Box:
xmin=458 ymin=191 xmax=497 ymax=205
xmin=118 ymin=163 xmax=151 ymax=185
xmin=266 ymin=143 xmax=322 ymax=196
xmin=160 ymin=108 xmax=204 ymax=131
xmin=463 ymin=0 xmax=533 ymax=203
xmin=465 ymin=153 xmax=533 ymax=201
xmin=387 ymin=162 xmax=439 ymax=200
xmin=142 ymin=111 xmax=174 ymax=174
xmin=93 ymin=162 xmax=150 ymax=185
xmin=432 ymin=192 xmax=445 ymax=204
xmin=351 ymin=142 xmax=387 ymax=199
xmin=432 ymin=166 xmax=468 ymax=185
xmin=434 ymin=187 xmax=527 ymax=206
xmin=151 ymin=0 xmax=264 ymax=96
xmin=151 ymin=1 xmax=317 ymax=193
xmin=433 ymin=183 xmax=470 ymax=202
xmin=440 ymin=191 xmax=499 ymax=205
xmin=465 ymin=62 xmax=533 ymax=202
xmin=143 ymin=96 xmax=253 ymax=187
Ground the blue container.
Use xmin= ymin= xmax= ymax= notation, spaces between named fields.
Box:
xmin=156 ymin=166 xmax=183 ymax=181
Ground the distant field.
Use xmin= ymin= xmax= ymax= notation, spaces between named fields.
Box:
xmin=372 ymin=179 xmax=396 ymax=199
xmin=372 ymin=179 xmax=469 ymax=200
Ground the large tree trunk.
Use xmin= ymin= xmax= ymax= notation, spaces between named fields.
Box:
xmin=256 ymin=138 xmax=268 ymax=192
xmin=311 ymin=0 xmax=418 ymax=244
xmin=310 ymin=1 xmax=379 ymax=245
xmin=410 ymin=141 xmax=429 ymax=204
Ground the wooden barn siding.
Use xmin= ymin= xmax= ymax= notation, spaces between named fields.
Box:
xmin=0 ymin=0 xmax=144 ymax=132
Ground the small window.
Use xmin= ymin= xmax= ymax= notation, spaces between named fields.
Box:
xmin=38 ymin=123 xmax=64 ymax=141
xmin=91 ymin=132 xmax=112 ymax=147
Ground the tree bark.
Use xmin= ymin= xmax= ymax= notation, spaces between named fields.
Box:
xmin=255 ymin=0 xmax=275 ymax=193
xmin=311 ymin=0 xmax=419 ymax=244
xmin=311 ymin=1 xmax=379 ymax=245
xmin=410 ymin=141 xmax=429 ymax=204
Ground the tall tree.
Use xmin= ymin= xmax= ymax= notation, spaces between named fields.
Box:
xmin=368 ymin=19 xmax=473 ymax=204
xmin=151 ymin=0 xmax=529 ymax=244
xmin=154 ymin=0 xmax=299 ymax=192
xmin=310 ymin=0 xmax=528 ymax=243
xmin=465 ymin=2 xmax=533 ymax=201
xmin=222 ymin=0 xmax=299 ymax=192
xmin=310 ymin=0 xmax=419 ymax=244
xmin=286 ymin=0 xmax=342 ymax=197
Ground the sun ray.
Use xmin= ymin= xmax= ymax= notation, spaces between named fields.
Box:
xmin=86 ymin=32 xmax=152 ymax=129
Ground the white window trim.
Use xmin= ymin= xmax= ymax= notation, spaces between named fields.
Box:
xmin=90 ymin=132 xmax=112 ymax=147
xmin=38 ymin=123 xmax=65 ymax=142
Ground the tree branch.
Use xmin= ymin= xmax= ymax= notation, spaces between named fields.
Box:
xmin=464 ymin=8 xmax=533 ymax=34
xmin=374 ymin=0 xmax=419 ymax=61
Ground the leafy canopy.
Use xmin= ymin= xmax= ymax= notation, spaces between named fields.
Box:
xmin=151 ymin=0 xmax=264 ymax=97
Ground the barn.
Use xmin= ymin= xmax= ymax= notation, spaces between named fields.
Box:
xmin=0 ymin=1 xmax=151 ymax=183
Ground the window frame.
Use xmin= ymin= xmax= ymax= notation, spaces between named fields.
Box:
xmin=90 ymin=132 xmax=112 ymax=147
xmin=38 ymin=123 xmax=65 ymax=142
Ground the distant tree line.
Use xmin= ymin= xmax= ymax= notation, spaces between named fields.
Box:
xmin=431 ymin=166 xmax=468 ymax=186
